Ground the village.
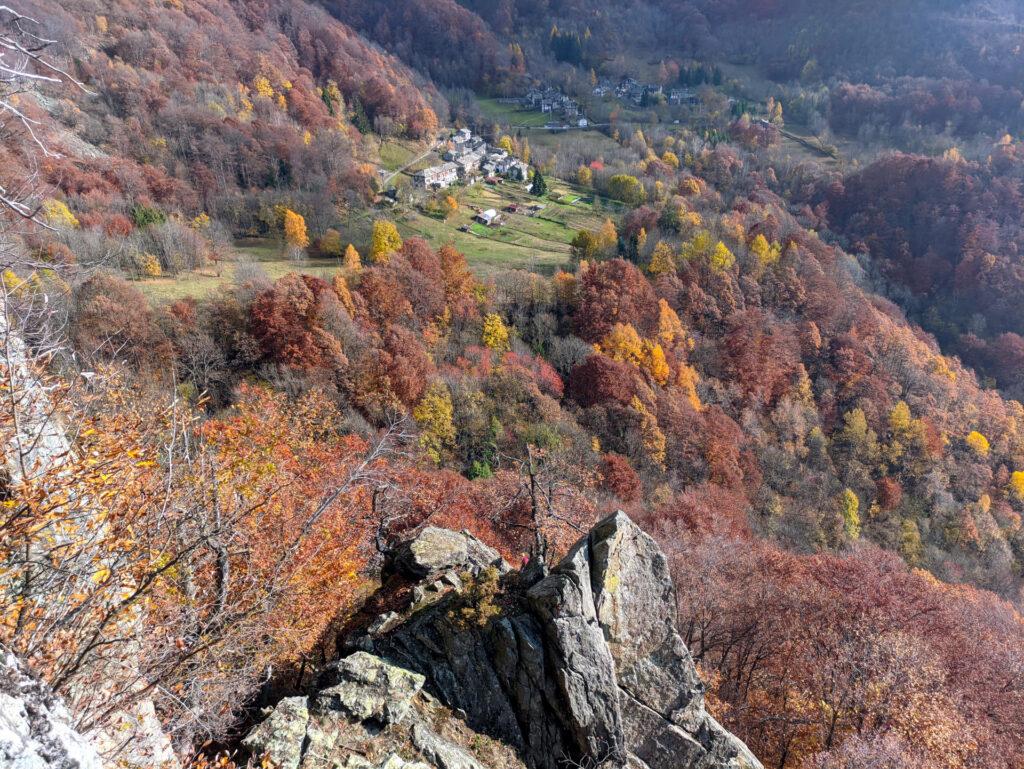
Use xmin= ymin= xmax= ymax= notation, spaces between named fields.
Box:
xmin=514 ymin=76 xmax=703 ymax=130
xmin=411 ymin=127 xmax=530 ymax=191
xmin=366 ymin=65 xmax=746 ymax=273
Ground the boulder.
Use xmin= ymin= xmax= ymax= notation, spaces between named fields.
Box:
xmin=316 ymin=652 xmax=425 ymax=725
xmin=411 ymin=723 xmax=485 ymax=769
xmin=379 ymin=755 xmax=433 ymax=769
xmin=241 ymin=697 xmax=310 ymax=769
xmin=388 ymin=528 xmax=508 ymax=579
xmin=241 ymin=651 xmax=514 ymax=769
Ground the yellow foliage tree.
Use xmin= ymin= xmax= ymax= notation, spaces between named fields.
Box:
xmin=890 ymin=400 xmax=912 ymax=433
xmin=929 ymin=356 xmax=957 ymax=382
xmin=840 ymin=488 xmax=861 ymax=541
xmin=135 ymin=253 xmax=162 ymax=277
xmin=283 ymin=209 xmax=309 ymax=250
xmin=680 ymin=211 xmax=703 ymax=231
xmin=343 ymin=244 xmax=362 ymax=271
xmin=679 ymin=177 xmax=702 ymax=196
xmin=676 ymin=363 xmax=702 ymax=410
xmin=965 ymin=431 xmax=990 ymax=457
xmin=885 ymin=400 xmax=928 ymax=469
xmin=597 ymin=218 xmax=618 ymax=256
xmin=636 ymin=227 xmax=648 ymax=256
xmin=482 ymin=313 xmax=511 ymax=353
xmin=252 ymin=75 xmax=275 ymax=99
xmin=661 ymin=150 xmax=680 ymax=168
xmin=331 ymin=274 xmax=357 ymax=316
xmin=643 ymin=341 xmax=670 ymax=386
xmin=498 ymin=135 xmax=516 ymax=154
xmin=371 ymin=219 xmax=403 ymax=264
xmin=899 ymin=519 xmax=923 ymax=564
xmin=657 ymin=299 xmax=687 ymax=349
xmin=680 ymin=230 xmax=712 ymax=261
xmin=631 ymin=396 xmax=666 ymax=470
xmin=601 ymin=323 xmax=671 ymax=386
xmin=709 ymin=241 xmax=736 ymax=272
xmin=648 ymin=241 xmax=676 ymax=276
xmin=750 ymin=233 xmax=781 ymax=267
xmin=600 ymin=323 xmax=645 ymax=366
xmin=1009 ymin=471 xmax=1024 ymax=500
xmin=413 ymin=381 xmax=456 ymax=464
xmin=577 ymin=165 xmax=593 ymax=187
xmin=41 ymin=199 xmax=78 ymax=229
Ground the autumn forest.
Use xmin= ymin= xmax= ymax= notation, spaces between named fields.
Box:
xmin=2 ymin=2 xmax=1024 ymax=769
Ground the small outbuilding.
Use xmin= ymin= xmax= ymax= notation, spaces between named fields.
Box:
xmin=475 ymin=208 xmax=499 ymax=226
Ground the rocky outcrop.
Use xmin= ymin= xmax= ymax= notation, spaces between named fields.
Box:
xmin=245 ymin=512 xmax=761 ymax=769
xmin=0 ymin=651 xmax=104 ymax=769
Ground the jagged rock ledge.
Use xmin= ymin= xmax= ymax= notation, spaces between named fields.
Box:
xmin=245 ymin=512 xmax=762 ymax=769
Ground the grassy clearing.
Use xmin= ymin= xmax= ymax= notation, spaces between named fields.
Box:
xmin=477 ymin=98 xmax=551 ymax=128
xmin=136 ymin=240 xmax=344 ymax=303
xmin=521 ymin=125 xmax=624 ymax=164
xmin=137 ymin=155 xmax=627 ymax=301
xmin=377 ymin=138 xmax=436 ymax=172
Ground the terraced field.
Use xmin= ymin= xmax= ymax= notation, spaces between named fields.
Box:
xmin=394 ymin=179 xmax=622 ymax=276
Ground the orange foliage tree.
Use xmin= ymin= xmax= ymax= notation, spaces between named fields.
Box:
xmin=0 ymin=372 xmax=401 ymax=751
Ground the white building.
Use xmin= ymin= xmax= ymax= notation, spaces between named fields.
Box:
xmin=476 ymin=208 xmax=499 ymax=226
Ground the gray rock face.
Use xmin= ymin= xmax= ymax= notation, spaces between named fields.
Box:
xmin=0 ymin=651 xmax=104 ymax=769
xmin=524 ymin=538 xmax=625 ymax=764
xmin=245 ymin=513 xmax=760 ymax=769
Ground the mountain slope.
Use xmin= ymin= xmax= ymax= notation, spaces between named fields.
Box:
xmin=26 ymin=0 xmax=443 ymax=231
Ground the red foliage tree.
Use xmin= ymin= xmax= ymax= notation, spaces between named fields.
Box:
xmin=574 ymin=259 xmax=659 ymax=342
xmin=598 ymin=453 xmax=642 ymax=502
xmin=568 ymin=354 xmax=645 ymax=407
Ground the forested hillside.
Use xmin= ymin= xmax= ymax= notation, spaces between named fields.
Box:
xmin=17 ymin=0 xmax=442 ymax=240
xmin=3 ymin=2 xmax=1024 ymax=769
